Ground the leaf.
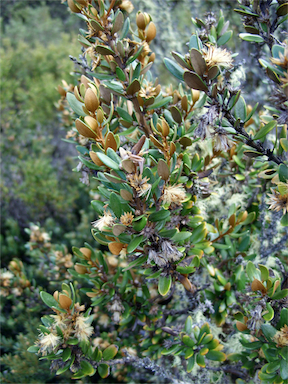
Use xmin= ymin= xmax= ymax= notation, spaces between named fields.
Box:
xmin=149 ymin=209 xmax=171 ymax=222
xmin=103 ymin=345 xmax=118 ymax=360
xmin=98 ymin=363 xmax=109 ymax=378
xmin=163 ymin=58 xmax=185 ymax=81
xmin=95 ymin=45 xmax=115 ymax=55
xmin=246 ymin=261 xmax=257 ymax=281
xmin=182 ymin=335 xmax=195 ymax=347
xmin=261 ymin=323 xmax=277 ymax=342
xmin=187 ymin=355 xmax=196 ymax=372
xmin=281 ymin=212 xmax=288 ymax=226
xmin=96 ymin=152 xmax=119 ymax=170
xmin=190 ymin=48 xmax=206 ymax=76
xmin=271 ymin=289 xmax=288 ymax=300
xmin=40 ymin=291 xmax=59 ymax=308
xmin=254 ymin=121 xmax=277 ymax=140
xmin=184 ymin=71 xmax=208 ymax=92
xmin=126 ymin=79 xmax=141 ymax=95
xmin=281 ymin=359 xmax=288 ymax=380
xmin=66 ymin=93 xmax=86 ymax=117
xmin=112 ymin=11 xmax=124 ymax=34
xmin=263 ymin=303 xmax=274 ymax=321
xmin=158 ymin=275 xmax=172 ymax=296
xmin=171 ymin=51 xmax=191 ymax=70
xmin=109 ymin=192 xmax=122 ymax=218
xmin=157 ymin=159 xmax=170 ymax=181
xmin=234 ymin=96 xmax=246 ymax=121
xmin=116 ymin=106 xmax=133 ymax=123
xmin=239 ymin=33 xmax=264 ymax=43
xmin=185 ymin=316 xmax=193 ymax=333
xmin=62 ymin=348 xmax=72 ymax=362
xmin=217 ymin=30 xmax=233 ymax=46
xmin=279 ymin=164 xmax=288 ymax=182
xmin=206 ymin=350 xmax=226 ymax=361
xmin=127 ymin=235 xmax=144 ymax=253
xmin=116 ymin=66 xmax=126 ymax=81
xmin=27 ymin=345 xmax=39 ymax=353
xmin=75 ymin=119 xmax=97 ymax=139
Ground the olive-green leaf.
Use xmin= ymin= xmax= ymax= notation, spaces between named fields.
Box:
xmin=127 ymin=235 xmax=144 ymax=253
xmin=103 ymin=344 xmax=118 ymax=360
xmin=184 ymin=71 xmax=208 ymax=92
xmin=66 ymin=93 xmax=86 ymax=117
xmin=40 ymin=291 xmax=59 ymax=308
xmin=149 ymin=209 xmax=171 ymax=222
xmin=96 ymin=152 xmax=119 ymax=170
xmin=206 ymin=350 xmax=226 ymax=361
xmin=239 ymin=33 xmax=264 ymax=43
xmin=254 ymin=121 xmax=277 ymax=140
xmin=158 ymin=275 xmax=172 ymax=296
xmin=98 ymin=363 xmax=110 ymax=378
xmin=217 ymin=30 xmax=233 ymax=46
xmin=163 ymin=58 xmax=185 ymax=81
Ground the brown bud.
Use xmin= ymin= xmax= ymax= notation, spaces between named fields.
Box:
xmin=67 ymin=0 xmax=81 ymax=13
xmin=53 ymin=291 xmax=59 ymax=301
xmin=161 ymin=119 xmax=170 ymax=137
xmin=80 ymin=247 xmax=92 ymax=260
xmin=75 ymin=0 xmax=88 ymax=6
xmin=59 ymin=294 xmax=72 ymax=310
xmin=178 ymin=274 xmax=195 ymax=292
xmin=57 ymin=85 xmax=66 ymax=97
xmin=84 ymin=116 xmax=98 ymax=132
xmin=108 ymin=242 xmax=124 ymax=255
xmin=84 ymin=88 xmax=99 ymax=113
xmin=97 ymin=109 xmax=104 ymax=124
xmin=148 ymin=52 xmax=156 ymax=63
xmin=236 ymin=321 xmax=248 ymax=332
xmin=75 ymin=264 xmax=88 ymax=274
xmin=146 ymin=22 xmax=156 ymax=43
xmin=136 ymin=12 xmax=146 ymax=30
xmin=191 ymin=89 xmax=200 ymax=103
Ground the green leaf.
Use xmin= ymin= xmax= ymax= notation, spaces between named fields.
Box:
xmin=172 ymin=231 xmax=192 ymax=242
xmin=280 ymin=359 xmax=288 ymax=380
xmin=122 ymin=255 xmax=147 ymax=271
xmin=261 ymin=324 xmax=277 ymax=342
xmin=116 ymin=106 xmax=133 ymax=123
xmin=263 ymin=303 xmax=274 ymax=321
xmin=196 ymin=353 xmax=206 ymax=367
xmin=254 ymin=121 xmax=277 ymax=140
xmin=147 ymin=96 xmax=173 ymax=110
xmin=176 ymin=266 xmax=196 ymax=274
xmin=246 ymin=261 xmax=257 ymax=281
xmin=40 ymin=291 xmax=59 ymax=308
xmin=244 ymin=102 xmax=259 ymax=122
xmin=66 ymin=93 xmax=86 ymax=117
xmin=187 ymin=354 xmax=196 ymax=372
xmin=185 ymin=316 xmax=193 ymax=333
xmin=96 ymin=152 xmax=119 ymax=170
xmin=217 ymin=30 xmax=233 ymax=46
xmin=103 ymin=345 xmax=118 ymax=360
xmin=259 ymin=264 xmax=269 ymax=281
xmin=281 ymin=212 xmax=288 ymax=226
xmin=80 ymin=360 xmax=95 ymax=377
xmin=271 ymin=289 xmax=288 ymax=300
xmin=149 ymin=209 xmax=171 ymax=222
xmin=109 ymin=192 xmax=122 ymax=218
xmin=127 ymin=235 xmax=144 ymax=253
xmin=98 ymin=363 xmax=110 ymax=378
xmin=182 ymin=335 xmax=195 ymax=347
xmin=239 ymin=33 xmax=264 ymax=43
xmin=56 ymin=361 xmax=70 ymax=375
xmin=235 ymin=96 xmax=246 ymax=121
xmin=279 ymin=164 xmax=288 ymax=182
xmin=163 ymin=58 xmax=185 ymax=81
xmin=158 ymin=275 xmax=172 ymax=296
xmin=206 ymin=350 xmax=226 ymax=361
xmin=27 ymin=345 xmax=39 ymax=353
xmin=62 ymin=348 xmax=72 ymax=362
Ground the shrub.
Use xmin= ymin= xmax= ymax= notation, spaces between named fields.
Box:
xmin=9 ymin=0 xmax=288 ymax=383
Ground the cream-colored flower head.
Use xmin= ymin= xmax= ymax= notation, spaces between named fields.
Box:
xmin=273 ymin=325 xmax=288 ymax=347
xmin=161 ymin=184 xmax=186 ymax=206
xmin=202 ymin=45 xmax=233 ymax=69
xmin=74 ymin=315 xmax=94 ymax=342
xmin=92 ymin=211 xmax=114 ymax=231
xmin=267 ymin=188 xmax=288 ymax=215
xmin=38 ymin=332 xmax=61 ymax=355
xmin=213 ymin=133 xmax=234 ymax=152
xmin=119 ymin=0 xmax=134 ymax=13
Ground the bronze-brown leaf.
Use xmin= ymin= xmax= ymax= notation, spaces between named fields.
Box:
xmin=190 ymin=48 xmax=206 ymax=76
xmin=157 ymin=159 xmax=170 ymax=181
xmin=184 ymin=71 xmax=208 ymax=92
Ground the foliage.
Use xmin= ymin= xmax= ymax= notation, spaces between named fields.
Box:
xmin=1 ymin=0 xmax=288 ymax=383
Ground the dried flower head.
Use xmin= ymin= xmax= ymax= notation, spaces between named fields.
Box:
xmin=74 ymin=315 xmax=94 ymax=342
xmin=161 ymin=241 xmax=183 ymax=262
xmin=161 ymin=184 xmax=187 ymax=206
xmin=273 ymin=324 xmax=288 ymax=347
xmin=127 ymin=174 xmax=151 ymax=197
xmin=213 ymin=132 xmax=234 ymax=152
xmin=92 ymin=210 xmax=115 ymax=231
xmin=38 ymin=332 xmax=61 ymax=355
xmin=267 ymin=188 xmax=288 ymax=215
xmin=120 ymin=212 xmax=134 ymax=226
xmin=202 ymin=44 xmax=233 ymax=69
xmin=138 ymin=81 xmax=160 ymax=99
xmin=147 ymin=249 xmax=168 ymax=267
xmin=119 ymin=0 xmax=134 ymax=13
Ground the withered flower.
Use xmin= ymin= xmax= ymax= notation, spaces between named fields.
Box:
xmin=92 ymin=210 xmax=115 ymax=231
xmin=202 ymin=44 xmax=233 ymax=69
xmin=147 ymin=249 xmax=168 ymax=267
xmin=119 ymin=0 xmax=134 ymax=13
xmin=127 ymin=174 xmax=151 ymax=197
xmin=138 ymin=81 xmax=160 ymax=99
xmin=213 ymin=132 xmax=234 ymax=152
xmin=120 ymin=212 xmax=134 ymax=226
xmin=273 ymin=324 xmax=288 ymax=347
xmin=161 ymin=184 xmax=187 ymax=206
xmin=267 ymin=187 xmax=288 ymax=215
xmin=161 ymin=241 xmax=183 ymax=262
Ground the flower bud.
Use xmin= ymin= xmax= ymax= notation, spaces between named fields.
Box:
xmin=84 ymin=88 xmax=99 ymax=113
xmin=67 ymin=0 xmax=81 ymax=13
xmin=146 ymin=22 xmax=156 ymax=43
xmin=136 ymin=12 xmax=146 ymax=30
